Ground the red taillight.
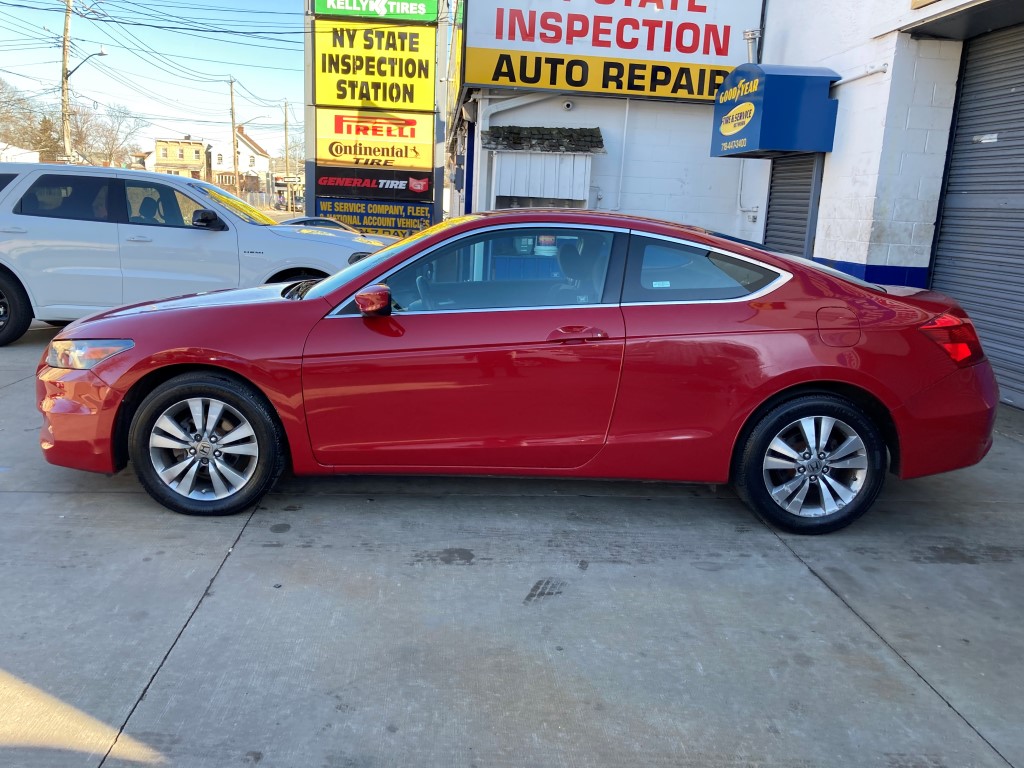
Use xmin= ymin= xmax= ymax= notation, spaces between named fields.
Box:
xmin=920 ymin=312 xmax=985 ymax=367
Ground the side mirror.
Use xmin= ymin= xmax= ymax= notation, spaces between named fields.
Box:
xmin=354 ymin=284 xmax=392 ymax=317
xmin=192 ymin=209 xmax=227 ymax=231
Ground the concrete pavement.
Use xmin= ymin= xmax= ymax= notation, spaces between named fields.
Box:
xmin=2 ymin=321 xmax=1022 ymax=768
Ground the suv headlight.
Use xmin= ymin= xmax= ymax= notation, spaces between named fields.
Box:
xmin=46 ymin=339 xmax=135 ymax=370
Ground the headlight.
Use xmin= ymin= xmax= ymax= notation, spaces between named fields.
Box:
xmin=46 ymin=339 xmax=135 ymax=370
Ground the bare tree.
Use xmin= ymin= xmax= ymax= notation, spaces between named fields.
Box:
xmin=0 ymin=78 xmax=45 ymax=150
xmin=91 ymin=105 xmax=147 ymax=167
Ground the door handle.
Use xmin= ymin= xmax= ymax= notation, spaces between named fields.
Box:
xmin=0 ymin=227 xmax=27 ymax=234
xmin=126 ymin=236 xmax=152 ymax=242
xmin=546 ymin=325 xmax=610 ymax=343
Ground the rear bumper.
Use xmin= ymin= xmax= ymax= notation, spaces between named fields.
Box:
xmin=37 ymin=366 xmax=122 ymax=474
xmin=895 ymin=360 xmax=999 ymax=480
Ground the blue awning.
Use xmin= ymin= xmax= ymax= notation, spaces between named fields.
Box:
xmin=710 ymin=63 xmax=840 ymax=159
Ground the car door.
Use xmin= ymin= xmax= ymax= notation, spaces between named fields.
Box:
xmin=118 ymin=178 xmax=239 ymax=304
xmin=1 ymin=171 xmax=121 ymax=317
xmin=302 ymin=226 xmax=628 ymax=469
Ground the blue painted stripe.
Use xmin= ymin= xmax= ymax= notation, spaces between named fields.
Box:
xmin=813 ymin=258 xmax=930 ymax=288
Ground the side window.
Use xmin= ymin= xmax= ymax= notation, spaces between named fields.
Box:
xmin=125 ymin=181 xmax=203 ymax=228
xmin=384 ymin=228 xmax=615 ymax=312
xmin=0 ymin=173 xmax=16 ymax=193
xmin=622 ymin=237 xmax=778 ymax=303
xmin=16 ymin=174 xmax=113 ymax=223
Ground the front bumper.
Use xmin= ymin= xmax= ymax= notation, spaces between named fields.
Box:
xmin=895 ymin=360 xmax=999 ymax=480
xmin=37 ymin=366 xmax=123 ymax=474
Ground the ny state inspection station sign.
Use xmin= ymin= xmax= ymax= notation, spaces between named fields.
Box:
xmin=463 ymin=0 xmax=762 ymax=102
xmin=314 ymin=20 xmax=437 ymax=111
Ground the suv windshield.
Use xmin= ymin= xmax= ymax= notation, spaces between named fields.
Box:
xmin=188 ymin=182 xmax=277 ymax=225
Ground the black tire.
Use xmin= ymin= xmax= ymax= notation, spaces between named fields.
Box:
xmin=734 ymin=395 xmax=887 ymax=534
xmin=128 ymin=373 xmax=285 ymax=516
xmin=0 ymin=272 xmax=33 ymax=347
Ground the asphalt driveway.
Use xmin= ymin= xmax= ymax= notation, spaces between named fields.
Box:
xmin=2 ymin=321 xmax=1022 ymax=768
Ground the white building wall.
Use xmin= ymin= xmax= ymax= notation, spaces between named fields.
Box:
xmin=764 ymin=0 xmax=966 ymax=275
xmin=474 ymin=91 xmax=768 ymax=242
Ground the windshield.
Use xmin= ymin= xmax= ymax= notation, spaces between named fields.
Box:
xmin=304 ymin=215 xmax=481 ymax=300
xmin=188 ymin=181 xmax=277 ymax=225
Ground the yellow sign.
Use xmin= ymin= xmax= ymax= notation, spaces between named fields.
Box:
xmin=314 ymin=20 xmax=437 ymax=111
xmin=465 ymin=48 xmax=728 ymax=101
xmin=719 ymin=102 xmax=754 ymax=135
xmin=315 ymin=109 xmax=434 ymax=169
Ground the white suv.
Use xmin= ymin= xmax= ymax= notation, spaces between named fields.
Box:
xmin=0 ymin=163 xmax=395 ymax=345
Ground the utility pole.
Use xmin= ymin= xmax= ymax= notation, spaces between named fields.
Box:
xmin=283 ymin=99 xmax=290 ymax=211
xmin=230 ymin=77 xmax=240 ymax=196
xmin=60 ymin=0 xmax=73 ymax=162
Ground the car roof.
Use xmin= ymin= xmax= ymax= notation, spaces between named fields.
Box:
xmin=0 ymin=162 xmax=205 ymax=185
xmin=451 ymin=208 xmax=780 ymax=259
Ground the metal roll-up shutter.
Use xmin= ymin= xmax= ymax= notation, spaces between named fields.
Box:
xmin=931 ymin=24 xmax=1024 ymax=407
xmin=762 ymin=153 xmax=821 ymax=257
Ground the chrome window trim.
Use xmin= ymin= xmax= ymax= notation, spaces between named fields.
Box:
xmin=329 ymin=221 xmax=631 ymax=318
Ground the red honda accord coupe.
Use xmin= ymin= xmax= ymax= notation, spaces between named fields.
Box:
xmin=37 ymin=210 xmax=998 ymax=533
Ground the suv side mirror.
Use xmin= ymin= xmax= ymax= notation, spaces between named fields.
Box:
xmin=354 ymin=284 xmax=392 ymax=316
xmin=192 ymin=209 xmax=227 ymax=231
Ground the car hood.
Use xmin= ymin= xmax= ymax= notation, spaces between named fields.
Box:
xmin=266 ymin=225 xmax=394 ymax=249
xmin=71 ymin=284 xmax=293 ymax=325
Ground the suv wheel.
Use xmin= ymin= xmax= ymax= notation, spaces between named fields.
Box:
xmin=0 ymin=272 xmax=33 ymax=347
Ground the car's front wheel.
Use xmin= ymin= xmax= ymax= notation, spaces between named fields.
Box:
xmin=128 ymin=373 xmax=285 ymax=515
xmin=735 ymin=395 xmax=887 ymax=534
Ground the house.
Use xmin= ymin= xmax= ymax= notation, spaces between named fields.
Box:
xmin=0 ymin=144 xmax=40 ymax=163
xmin=153 ymin=137 xmax=208 ymax=179
xmin=208 ymin=126 xmax=272 ymax=193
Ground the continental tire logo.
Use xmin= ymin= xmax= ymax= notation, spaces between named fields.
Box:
xmin=328 ymin=141 xmax=422 ymax=159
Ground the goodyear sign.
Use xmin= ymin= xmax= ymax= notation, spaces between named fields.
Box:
xmin=314 ymin=0 xmax=439 ymax=23
xmin=463 ymin=0 xmax=761 ymax=102
xmin=316 ymin=109 xmax=434 ymax=169
xmin=710 ymin=63 xmax=840 ymax=158
xmin=316 ymin=197 xmax=433 ymax=238
xmin=314 ymin=20 xmax=437 ymax=111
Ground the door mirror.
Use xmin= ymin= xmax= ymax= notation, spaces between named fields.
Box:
xmin=355 ymin=284 xmax=392 ymax=316
xmin=191 ymin=209 xmax=227 ymax=231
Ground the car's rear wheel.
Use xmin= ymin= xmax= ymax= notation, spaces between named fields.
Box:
xmin=0 ymin=272 xmax=33 ymax=347
xmin=735 ymin=395 xmax=887 ymax=534
xmin=128 ymin=373 xmax=285 ymax=516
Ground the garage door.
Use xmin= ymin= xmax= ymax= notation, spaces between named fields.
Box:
xmin=931 ymin=24 xmax=1024 ymax=407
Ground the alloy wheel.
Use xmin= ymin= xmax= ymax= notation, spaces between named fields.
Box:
xmin=761 ymin=415 xmax=869 ymax=518
xmin=148 ymin=396 xmax=260 ymax=501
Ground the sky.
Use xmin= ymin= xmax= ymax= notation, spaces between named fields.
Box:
xmin=0 ymin=0 xmax=306 ymax=157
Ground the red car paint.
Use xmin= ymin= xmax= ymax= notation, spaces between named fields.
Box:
xmin=37 ymin=210 xmax=997 ymax=491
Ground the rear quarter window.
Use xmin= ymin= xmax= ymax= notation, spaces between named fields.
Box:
xmin=0 ymin=173 xmax=16 ymax=194
xmin=623 ymin=236 xmax=779 ymax=303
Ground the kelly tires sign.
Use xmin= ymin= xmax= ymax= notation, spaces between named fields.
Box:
xmin=314 ymin=0 xmax=439 ymax=23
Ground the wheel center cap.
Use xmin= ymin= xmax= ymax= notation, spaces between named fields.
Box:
xmin=807 ymin=458 xmax=823 ymax=474
xmin=196 ymin=442 xmax=213 ymax=457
